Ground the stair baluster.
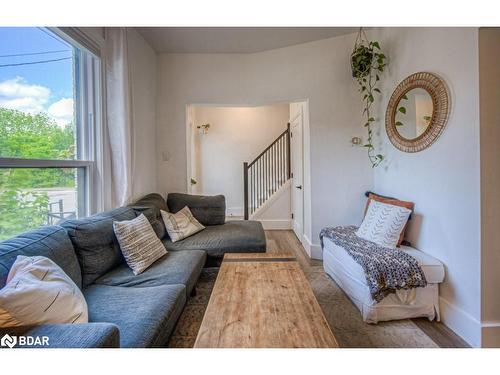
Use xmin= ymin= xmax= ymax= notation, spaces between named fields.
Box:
xmin=243 ymin=125 xmax=291 ymax=220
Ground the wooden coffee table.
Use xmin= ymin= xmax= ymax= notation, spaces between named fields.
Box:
xmin=194 ymin=253 xmax=339 ymax=348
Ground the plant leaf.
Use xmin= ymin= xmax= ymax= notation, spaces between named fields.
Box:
xmin=372 ymin=41 xmax=380 ymax=49
xmin=398 ymin=107 xmax=406 ymax=114
xmin=395 ymin=121 xmax=404 ymax=126
xmin=374 ymin=88 xmax=381 ymax=93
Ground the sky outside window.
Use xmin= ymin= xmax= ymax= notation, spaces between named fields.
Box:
xmin=0 ymin=27 xmax=76 ymax=155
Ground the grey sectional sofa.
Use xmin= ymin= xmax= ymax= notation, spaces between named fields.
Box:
xmin=0 ymin=193 xmax=266 ymax=348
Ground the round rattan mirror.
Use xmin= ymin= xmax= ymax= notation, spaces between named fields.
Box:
xmin=385 ymin=72 xmax=450 ymax=153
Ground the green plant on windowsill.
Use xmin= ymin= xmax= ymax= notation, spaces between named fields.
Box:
xmin=351 ymin=28 xmax=387 ymax=167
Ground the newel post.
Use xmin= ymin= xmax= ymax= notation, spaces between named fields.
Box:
xmin=243 ymin=162 xmax=249 ymax=220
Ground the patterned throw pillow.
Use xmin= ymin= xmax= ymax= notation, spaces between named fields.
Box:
xmin=161 ymin=206 xmax=205 ymax=243
xmin=364 ymin=192 xmax=414 ymax=247
xmin=356 ymin=200 xmax=412 ymax=249
xmin=113 ymin=214 xmax=167 ymax=275
xmin=0 ymin=256 xmax=88 ymax=328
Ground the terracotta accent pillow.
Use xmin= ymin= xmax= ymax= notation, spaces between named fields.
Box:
xmin=364 ymin=193 xmax=414 ymax=247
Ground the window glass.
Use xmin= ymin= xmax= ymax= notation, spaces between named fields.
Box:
xmin=0 ymin=167 xmax=80 ymax=240
xmin=0 ymin=27 xmax=77 ymax=160
xmin=0 ymin=27 xmax=100 ymax=240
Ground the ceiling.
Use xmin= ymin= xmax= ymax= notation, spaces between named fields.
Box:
xmin=136 ymin=27 xmax=358 ymax=54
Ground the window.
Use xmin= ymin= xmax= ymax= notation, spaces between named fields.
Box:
xmin=0 ymin=27 xmax=101 ymax=240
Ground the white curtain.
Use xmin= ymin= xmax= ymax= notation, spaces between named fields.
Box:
xmin=104 ymin=28 xmax=134 ymax=208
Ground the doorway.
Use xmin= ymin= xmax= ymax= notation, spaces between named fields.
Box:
xmin=185 ymin=100 xmax=310 ymax=248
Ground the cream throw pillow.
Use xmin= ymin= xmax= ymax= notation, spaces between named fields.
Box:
xmin=161 ymin=206 xmax=205 ymax=243
xmin=356 ymin=200 xmax=412 ymax=249
xmin=0 ymin=256 xmax=88 ymax=328
xmin=113 ymin=214 xmax=168 ymax=275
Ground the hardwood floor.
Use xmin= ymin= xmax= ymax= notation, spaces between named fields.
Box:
xmin=412 ymin=318 xmax=469 ymax=348
xmin=265 ymin=230 xmax=469 ymax=348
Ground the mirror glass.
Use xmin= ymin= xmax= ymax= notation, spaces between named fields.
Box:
xmin=394 ymin=88 xmax=433 ymax=140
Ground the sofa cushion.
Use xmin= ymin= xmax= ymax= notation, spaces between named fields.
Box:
xmin=356 ymin=200 xmax=411 ymax=249
xmin=0 ymin=226 xmax=81 ymax=289
xmin=128 ymin=193 xmax=168 ymax=239
xmin=167 ymin=193 xmax=225 ymax=226
xmin=162 ymin=220 xmax=266 ymax=257
xmin=94 ymin=250 xmax=206 ymax=296
xmin=161 ymin=207 xmax=205 ymax=242
xmin=113 ymin=214 xmax=167 ymax=275
xmin=130 ymin=193 xmax=169 ymax=212
xmin=0 ymin=256 xmax=88 ymax=327
xmin=0 ymin=323 xmax=120 ymax=348
xmin=84 ymin=284 xmax=186 ymax=348
xmin=365 ymin=192 xmax=414 ymax=247
xmin=61 ymin=207 xmax=136 ymax=287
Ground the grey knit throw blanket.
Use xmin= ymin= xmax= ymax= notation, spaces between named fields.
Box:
xmin=320 ymin=225 xmax=427 ymax=302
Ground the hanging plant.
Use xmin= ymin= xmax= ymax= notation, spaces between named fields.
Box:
xmin=351 ymin=28 xmax=387 ymax=167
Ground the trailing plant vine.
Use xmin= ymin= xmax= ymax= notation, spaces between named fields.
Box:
xmin=351 ymin=29 xmax=387 ymax=167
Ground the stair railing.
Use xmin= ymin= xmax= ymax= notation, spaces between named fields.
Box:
xmin=243 ymin=123 xmax=291 ymax=219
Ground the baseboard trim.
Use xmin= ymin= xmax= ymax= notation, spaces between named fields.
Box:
xmin=439 ymin=296 xmax=481 ymax=347
xmin=481 ymin=321 xmax=500 ymax=347
xmin=303 ymin=234 xmax=322 ymax=260
xmin=257 ymin=219 xmax=292 ymax=230
xmin=302 ymin=234 xmax=311 ymax=257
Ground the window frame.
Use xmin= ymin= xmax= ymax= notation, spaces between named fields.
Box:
xmin=0 ymin=27 xmax=103 ymax=220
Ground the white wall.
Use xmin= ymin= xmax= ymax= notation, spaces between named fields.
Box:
xmin=369 ymin=28 xmax=481 ymax=346
xmin=127 ymin=29 xmax=159 ymax=201
xmin=190 ymin=104 xmax=289 ymax=216
xmin=157 ymin=34 xmax=373 ymax=255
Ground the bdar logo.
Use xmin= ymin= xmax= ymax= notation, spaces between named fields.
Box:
xmin=1 ymin=334 xmax=17 ymax=348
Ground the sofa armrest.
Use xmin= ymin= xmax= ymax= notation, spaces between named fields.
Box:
xmin=0 ymin=323 xmax=120 ymax=348
xmin=167 ymin=193 xmax=226 ymax=226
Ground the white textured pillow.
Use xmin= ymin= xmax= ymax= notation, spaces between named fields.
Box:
xmin=113 ymin=214 xmax=167 ymax=275
xmin=161 ymin=206 xmax=205 ymax=243
xmin=0 ymin=256 xmax=88 ymax=328
xmin=356 ymin=200 xmax=412 ymax=249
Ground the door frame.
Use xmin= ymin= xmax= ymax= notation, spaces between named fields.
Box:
xmin=289 ymin=105 xmax=304 ymax=242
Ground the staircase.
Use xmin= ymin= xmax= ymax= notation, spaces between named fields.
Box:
xmin=243 ymin=123 xmax=291 ymax=220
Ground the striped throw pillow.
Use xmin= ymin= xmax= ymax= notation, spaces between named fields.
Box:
xmin=161 ymin=206 xmax=205 ymax=243
xmin=356 ymin=200 xmax=411 ymax=249
xmin=113 ymin=214 xmax=167 ymax=275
